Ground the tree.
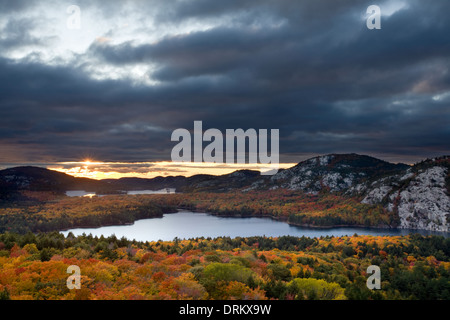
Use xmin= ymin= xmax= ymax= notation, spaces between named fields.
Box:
xmin=40 ymin=248 xmax=52 ymax=262
xmin=288 ymin=278 xmax=346 ymax=300
xmin=0 ymin=287 xmax=10 ymax=300
xmin=200 ymin=263 xmax=255 ymax=299
xmin=267 ymin=263 xmax=292 ymax=281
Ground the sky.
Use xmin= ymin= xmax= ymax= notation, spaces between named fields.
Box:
xmin=0 ymin=0 xmax=449 ymax=179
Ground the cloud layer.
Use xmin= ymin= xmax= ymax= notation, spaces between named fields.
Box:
xmin=0 ymin=0 xmax=449 ymax=165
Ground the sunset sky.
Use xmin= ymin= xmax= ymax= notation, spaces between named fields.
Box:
xmin=0 ymin=0 xmax=449 ymax=179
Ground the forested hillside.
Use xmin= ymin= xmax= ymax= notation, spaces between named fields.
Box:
xmin=0 ymin=191 xmax=397 ymax=234
xmin=0 ymin=232 xmax=448 ymax=300
xmin=1 ymin=153 xmax=448 ymax=232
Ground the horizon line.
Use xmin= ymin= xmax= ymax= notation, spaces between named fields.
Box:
xmin=3 ymin=152 xmax=450 ymax=180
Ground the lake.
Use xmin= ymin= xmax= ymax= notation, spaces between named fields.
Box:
xmin=60 ymin=210 xmax=449 ymax=242
xmin=65 ymin=189 xmax=176 ymax=198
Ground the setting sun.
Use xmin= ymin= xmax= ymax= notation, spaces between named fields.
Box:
xmin=48 ymin=161 xmax=297 ymax=180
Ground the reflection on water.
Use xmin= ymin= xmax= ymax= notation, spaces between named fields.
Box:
xmin=127 ymin=189 xmax=176 ymax=195
xmin=65 ymin=188 xmax=176 ymax=197
xmin=61 ymin=210 xmax=450 ymax=242
xmin=66 ymin=190 xmax=93 ymax=197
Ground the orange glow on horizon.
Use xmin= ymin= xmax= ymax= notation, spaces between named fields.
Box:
xmin=49 ymin=161 xmax=297 ymax=180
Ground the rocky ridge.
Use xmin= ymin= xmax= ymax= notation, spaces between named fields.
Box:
xmin=247 ymin=154 xmax=449 ymax=232
xmin=1 ymin=154 xmax=449 ymax=232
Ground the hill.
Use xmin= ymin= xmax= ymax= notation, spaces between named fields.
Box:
xmin=249 ymin=153 xmax=410 ymax=193
xmin=0 ymin=166 xmax=113 ymax=201
xmin=0 ymin=154 xmax=448 ymax=231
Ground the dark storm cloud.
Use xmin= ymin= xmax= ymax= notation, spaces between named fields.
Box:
xmin=0 ymin=56 xmax=175 ymax=161
xmin=0 ymin=0 xmax=449 ymax=165
xmin=0 ymin=18 xmax=43 ymax=50
xmin=89 ymin=27 xmax=286 ymax=83
xmin=0 ymin=0 xmax=34 ymax=13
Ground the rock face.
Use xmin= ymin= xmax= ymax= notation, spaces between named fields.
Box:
xmin=263 ymin=153 xmax=408 ymax=193
xmin=358 ymin=160 xmax=450 ymax=232
xmin=1 ymin=154 xmax=449 ymax=232
xmin=252 ymin=154 xmax=450 ymax=232
xmin=395 ymin=167 xmax=449 ymax=232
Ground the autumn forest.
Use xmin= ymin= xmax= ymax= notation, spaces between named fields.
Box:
xmin=0 ymin=190 xmax=398 ymax=234
xmin=0 ymin=190 xmax=449 ymax=301
xmin=0 ymin=231 xmax=449 ymax=300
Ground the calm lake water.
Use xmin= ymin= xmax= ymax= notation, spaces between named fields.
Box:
xmin=60 ymin=210 xmax=449 ymax=242
xmin=65 ymin=189 xmax=176 ymax=198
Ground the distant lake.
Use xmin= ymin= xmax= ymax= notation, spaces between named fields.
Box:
xmin=65 ymin=189 xmax=176 ymax=198
xmin=60 ymin=210 xmax=449 ymax=242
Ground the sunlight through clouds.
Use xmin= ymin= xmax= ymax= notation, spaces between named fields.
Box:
xmin=1 ymin=0 xmax=449 ymax=168
xmin=48 ymin=161 xmax=296 ymax=179
xmin=0 ymin=1 xmax=225 ymax=85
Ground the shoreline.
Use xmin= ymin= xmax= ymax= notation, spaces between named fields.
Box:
xmin=58 ymin=212 xmax=170 ymax=232
xmin=176 ymin=207 xmax=397 ymax=230
xmin=58 ymin=208 xmax=449 ymax=238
